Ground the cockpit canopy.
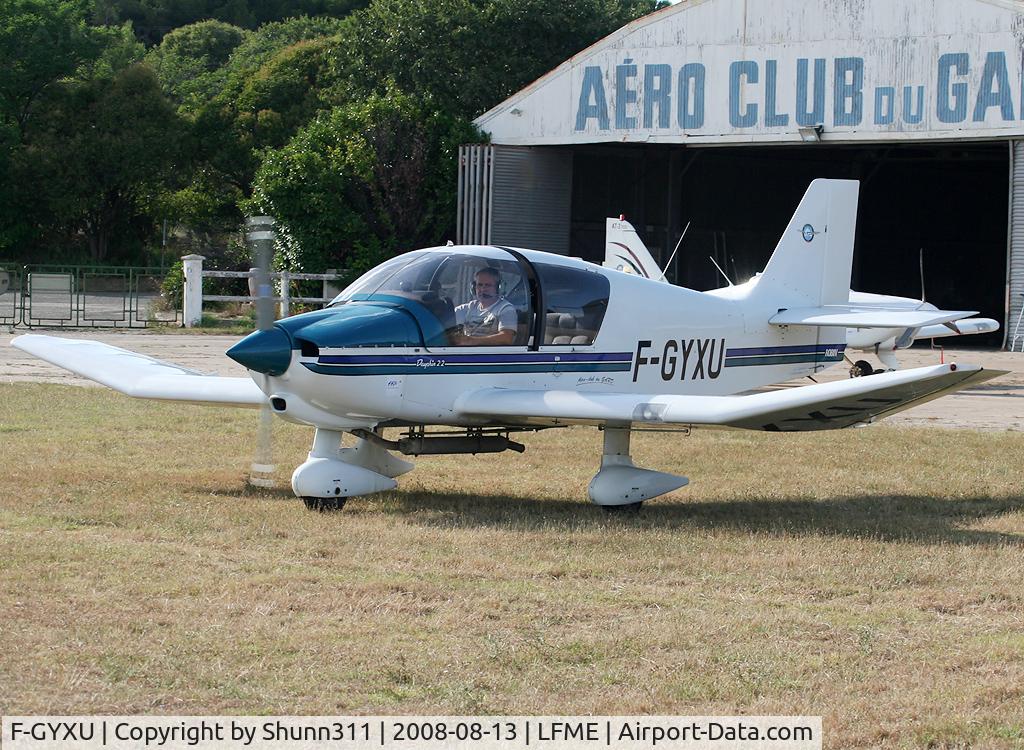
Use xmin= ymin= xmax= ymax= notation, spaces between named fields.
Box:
xmin=330 ymin=247 xmax=610 ymax=348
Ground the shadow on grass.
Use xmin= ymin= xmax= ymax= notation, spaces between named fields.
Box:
xmin=211 ymin=479 xmax=1024 ymax=546
xmin=353 ymin=490 xmax=1024 ymax=546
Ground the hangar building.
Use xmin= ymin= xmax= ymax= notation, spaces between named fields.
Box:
xmin=456 ymin=0 xmax=1024 ymax=347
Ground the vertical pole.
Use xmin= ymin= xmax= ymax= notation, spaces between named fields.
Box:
xmin=181 ymin=254 xmax=205 ymax=328
xmin=456 ymin=146 xmax=465 ymax=244
xmin=245 ymin=216 xmax=277 ymax=489
xmin=483 ymin=145 xmax=493 ymax=244
xmin=279 ymin=269 xmax=291 ymax=318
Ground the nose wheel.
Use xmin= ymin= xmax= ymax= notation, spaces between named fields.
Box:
xmin=302 ymin=496 xmax=347 ymax=512
xmin=292 ymin=428 xmax=406 ymax=510
xmin=601 ymin=501 xmax=644 ymax=514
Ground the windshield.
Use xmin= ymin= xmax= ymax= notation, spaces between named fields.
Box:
xmin=333 ymin=248 xmax=534 ymax=347
xmin=329 ymin=251 xmax=427 ymax=305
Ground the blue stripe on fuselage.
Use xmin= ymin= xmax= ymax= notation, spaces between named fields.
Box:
xmin=726 ymin=344 xmax=846 ymax=357
xmin=305 ymin=350 xmax=633 ymax=376
xmin=316 ymin=351 xmax=632 ymax=365
xmin=724 ymin=343 xmax=846 ymax=368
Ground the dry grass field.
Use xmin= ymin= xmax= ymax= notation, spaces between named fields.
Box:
xmin=1 ymin=382 xmax=1023 ymax=748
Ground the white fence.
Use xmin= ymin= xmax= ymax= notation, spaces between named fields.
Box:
xmin=181 ymin=254 xmax=345 ymax=327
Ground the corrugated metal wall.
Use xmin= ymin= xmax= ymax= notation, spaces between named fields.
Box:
xmin=457 ymin=145 xmax=572 ymax=254
xmin=457 ymin=145 xmax=493 ymax=245
xmin=1009 ymin=140 xmax=1024 ymax=350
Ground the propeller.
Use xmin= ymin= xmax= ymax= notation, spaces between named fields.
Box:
xmin=246 ymin=216 xmax=277 ymax=490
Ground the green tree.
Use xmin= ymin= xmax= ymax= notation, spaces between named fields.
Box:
xmin=234 ymin=36 xmax=344 ymax=151
xmin=90 ymin=0 xmax=367 ymax=45
xmin=248 ymin=89 xmax=477 ymax=272
xmin=29 ymin=64 xmax=186 ymax=261
xmin=173 ymin=18 xmax=349 ymax=230
xmin=326 ymin=0 xmax=661 ymax=117
xmin=327 ymin=0 xmax=486 ymax=115
xmin=221 ymin=13 xmax=344 ymax=75
xmin=485 ymin=0 xmax=663 ymax=107
xmin=0 ymin=0 xmax=101 ymax=138
xmin=146 ymin=20 xmax=246 ymax=108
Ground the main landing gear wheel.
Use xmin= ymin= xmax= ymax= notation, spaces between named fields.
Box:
xmin=849 ymin=359 xmax=874 ymax=378
xmin=589 ymin=428 xmax=688 ymax=510
xmin=302 ymin=496 xmax=347 ymax=512
xmin=602 ymin=501 xmax=644 ymax=514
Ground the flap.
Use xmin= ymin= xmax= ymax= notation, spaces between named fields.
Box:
xmin=455 ymin=364 xmax=1003 ymax=432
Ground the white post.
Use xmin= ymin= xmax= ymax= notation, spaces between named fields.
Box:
xmin=279 ymin=269 xmax=291 ymax=318
xmin=181 ymin=254 xmax=205 ymax=328
xmin=323 ymin=268 xmax=342 ymax=305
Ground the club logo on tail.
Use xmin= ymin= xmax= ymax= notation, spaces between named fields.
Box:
xmin=801 ymin=224 xmax=818 ymax=242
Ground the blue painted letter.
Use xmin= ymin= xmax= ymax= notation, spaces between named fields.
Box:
xmin=796 ymin=58 xmax=826 ymax=126
xmin=834 ymin=57 xmax=864 ymax=126
xmin=937 ymin=52 xmax=969 ymax=123
xmin=973 ymin=51 xmax=1014 ymax=122
xmin=903 ymin=86 xmax=924 ymax=124
xmin=644 ymin=64 xmax=672 ymax=129
xmin=575 ymin=66 xmax=609 ymax=131
xmin=729 ymin=60 xmax=758 ymax=128
xmin=874 ymin=87 xmax=895 ymax=125
xmin=677 ymin=63 xmax=705 ymax=129
xmin=615 ymin=58 xmax=638 ymax=129
xmin=765 ymin=59 xmax=789 ymax=127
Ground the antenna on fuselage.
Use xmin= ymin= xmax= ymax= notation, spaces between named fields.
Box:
xmin=919 ymin=247 xmax=926 ymax=303
xmin=658 ymin=220 xmax=691 ymax=282
xmin=709 ymin=255 xmax=734 ymax=286
xmin=246 ymin=215 xmax=277 ymax=490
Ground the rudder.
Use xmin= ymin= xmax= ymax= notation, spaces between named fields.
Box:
xmin=604 ymin=217 xmax=666 ymax=281
xmin=751 ymin=179 xmax=859 ymax=307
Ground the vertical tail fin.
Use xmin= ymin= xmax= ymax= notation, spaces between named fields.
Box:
xmin=751 ymin=179 xmax=860 ymax=307
xmin=604 ymin=217 xmax=667 ymax=282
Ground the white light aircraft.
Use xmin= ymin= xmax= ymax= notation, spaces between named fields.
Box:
xmin=13 ymin=180 xmax=1004 ymax=512
xmin=605 ymin=215 xmax=1000 ymax=374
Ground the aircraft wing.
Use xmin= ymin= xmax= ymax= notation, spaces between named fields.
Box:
xmin=769 ymin=306 xmax=975 ymax=328
xmin=455 ymin=363 xmax=1002 ymax=431
xmin=11 ymin=334 xmax=266 ymax=407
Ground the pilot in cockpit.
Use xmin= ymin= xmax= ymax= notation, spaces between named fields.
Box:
xmin=450 ymin=267 xmax=517 ymax=345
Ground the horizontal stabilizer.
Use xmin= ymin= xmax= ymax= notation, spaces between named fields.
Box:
xmin=769 ymin=306 xmax=976 ymax=328
xmin=455 ymin=364 xmax=1002 ymax=432
xmin=916 ymin=317 xmax=1000 ymax=339
xmin=11 ymin=334 xmax=266 ymax=407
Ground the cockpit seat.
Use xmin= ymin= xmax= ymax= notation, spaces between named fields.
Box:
xmin=544 ymin=311 xmax=593 ymax=345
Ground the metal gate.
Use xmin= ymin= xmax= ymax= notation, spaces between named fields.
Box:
xmin=0 ymin=264 xmax=180 ymax=328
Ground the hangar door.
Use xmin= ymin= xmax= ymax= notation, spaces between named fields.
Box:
xmin=1010 ymin=140 xmax=1024 ymax=348
xmin=567 ymin=141 xmax=1009 ymax=346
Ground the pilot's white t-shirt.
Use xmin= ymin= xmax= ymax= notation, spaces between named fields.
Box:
xmin=455 ymin=298 xmax=517 ymax=338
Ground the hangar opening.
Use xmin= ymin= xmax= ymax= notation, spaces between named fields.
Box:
xmin=566 ymin=141 xmax=1008 ymax=345
xmin=460 ymin=0 xmax=1024 ymax=348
